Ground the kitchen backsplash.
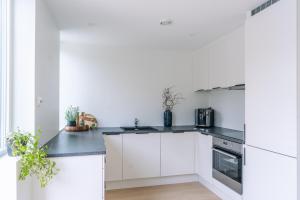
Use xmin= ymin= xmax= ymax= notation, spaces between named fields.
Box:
xmin=208 ymin=89 xmax=245 ymax=131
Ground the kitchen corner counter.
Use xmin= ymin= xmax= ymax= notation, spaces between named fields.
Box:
xmin=46 ymin=125 xmax=244 ymax=157
xmin=46 ymin=129 xmax=106 ymax=158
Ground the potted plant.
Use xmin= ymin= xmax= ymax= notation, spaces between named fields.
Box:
xmin=162 ymin=87 xmax=184 ymax=127
xmin=6 ymin=130 xmax=59 ymax=188
xmin=65 ymin=105 xmax=79 ymax=126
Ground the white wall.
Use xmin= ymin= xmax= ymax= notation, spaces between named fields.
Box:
xmin=60 ymin=44 xmax=208 ymax=128
xmin=208 ymin=90 xmax=245 ymax=131
xmin=12 ymin=0 xmax=36 ymax=132
xmin=0 ymin=156 xmax=18 ymax=200
xmin=35 ymin=0 xmax=60 ymax=146
xmin=9 ymin=0 xmax=59 ymax=200
xmin=11 ymin=1 xmax=36 ymax=199
xmin=12 ymin=0 xmax=59 ymax=144
xmin=297 ymin=1 xmax=300 ymax=199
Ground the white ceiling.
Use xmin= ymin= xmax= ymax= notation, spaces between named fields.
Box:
xmin=45 ymin=0 xmax=265 ymax=50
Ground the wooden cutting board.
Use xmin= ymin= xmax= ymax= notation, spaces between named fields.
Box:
xmin=65 ymin=125 xmax=89 ymax=132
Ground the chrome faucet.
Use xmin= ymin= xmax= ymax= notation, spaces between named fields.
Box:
xmin=134 ymin=118 xmax=139 ymax=128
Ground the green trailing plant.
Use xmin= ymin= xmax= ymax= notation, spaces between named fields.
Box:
xmin=65 ymin=105 xmax=79 ymax=123
xmin=6 ymin=129 xmax=59 ymax=188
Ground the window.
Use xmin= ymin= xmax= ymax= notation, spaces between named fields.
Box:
xmin=0 ymin=0 xmax=9 ymax=152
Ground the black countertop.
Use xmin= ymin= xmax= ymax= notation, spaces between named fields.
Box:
xmin=46 ymin=125 xmax=244 ymax=157
xmin=101 ymin=125 xmax=244 ymax=144
xmin=46 ymin=129 xmax=106 ymax=157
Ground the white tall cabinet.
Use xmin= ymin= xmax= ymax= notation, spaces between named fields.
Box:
xmin=244 ymin=0 xmax=297 ymax=199
xmin=245 ymin=0 xmax=297 ymax=157
xmin=243 ymin=146 xmax=297 ymax=200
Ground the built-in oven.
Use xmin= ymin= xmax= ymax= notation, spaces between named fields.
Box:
xmin=212 ymin=137 xmax=243 ymax=194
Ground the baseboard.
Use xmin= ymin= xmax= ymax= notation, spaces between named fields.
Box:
xmin=106 ymin=174 xmax=242 ymax=200
xmin=198 ymin=176 xmax=242 ymax=200
xmin=106 ymin=174 xmax=199 ymax=190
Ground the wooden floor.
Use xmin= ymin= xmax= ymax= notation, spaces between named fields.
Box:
xmin=106 ymin=182 xmax=221 ymax=200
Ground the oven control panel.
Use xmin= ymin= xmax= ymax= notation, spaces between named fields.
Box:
xmin=213 ymin=137 xmax=242 ymax=154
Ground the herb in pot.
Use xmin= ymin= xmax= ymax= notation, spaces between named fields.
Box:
xmin=65 ymin=105 xmax=79 ymax=126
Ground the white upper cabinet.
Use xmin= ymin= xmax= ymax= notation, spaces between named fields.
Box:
xmin=195 ymin=134 xmax=212 ymax=183
xmin=243 ymin=146 xmax=297 ymax=200
xmin=192 ymin=46 xmax=210 ymax=91
xmin=192 ymin=26 xmax=245 ymax=91
xmin=161 ymin=132 xmax=195 ymax=176
xmin=104 ymin=135 xmax=123 ymax=181
xmin=209 ymin=26 xmax=245 ymax=89
xmin=209 ymin=35 xmax=229 ymax=89
xmin=226 ymin=27 xmax=245 ymax=87
xmin=245 ymin=0 xmax=297 ymax=157
xmin=123 ymin=133 xmax=161 ymax=180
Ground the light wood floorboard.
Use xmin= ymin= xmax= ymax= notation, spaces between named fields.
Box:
xmin=106 ymin=182 xmax=221 ymax=200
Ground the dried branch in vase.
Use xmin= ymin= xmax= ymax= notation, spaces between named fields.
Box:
xmin=162 ymin=86 xmax=184 ymax=111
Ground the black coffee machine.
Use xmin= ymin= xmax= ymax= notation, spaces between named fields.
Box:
xmin=195 ymin=108 xmax=214 ymax=127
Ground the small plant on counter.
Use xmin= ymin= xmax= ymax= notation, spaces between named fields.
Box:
xmin=65 ymin=105 xmax=79 ymax=126
xmin=6 ymin=129 xmax=59 ymax=188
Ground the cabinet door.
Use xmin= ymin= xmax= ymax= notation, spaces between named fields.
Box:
xmin=226 ymin=26 xmax=245 ymax=87
xmin=192 ymin=46 xmax=210 ymax=91
xmin=34 ymin=155 xmax=104 ymax=200
xmin=104 ymin=134 xmax=123 ymax=181
xmin=243 ymin=146 xmax=297 ymax=200
xmin=209 ymin=37 xmax=228 ymax=89
xmin=161 ymin=132 xmax=195 ymax=176
xmin=195 ymin=134 xmax=212 ymax=183
xmin=209 ymin=26 xmax=245 ymax=89
xmin=123 ymin=133 xmax=160 ymax=179
xmin=245 ymin=0 xmax=297 ymax=157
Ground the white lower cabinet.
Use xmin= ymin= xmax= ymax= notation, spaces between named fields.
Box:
xmin=123 ymin=133 xmax=161 ymax=179
xmin=195 ymin=134 xmax=212 ymax=183
xmin=243 ymin=146 xmax=297 ymax=200
xmin=104 ymin=134 xmax=123 ymax=181
xmin=34 ymin=155 xmax=105 ymax=200
xmin=161 ymin=132 xmax=196 ymax=176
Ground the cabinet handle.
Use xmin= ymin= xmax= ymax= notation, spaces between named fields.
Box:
xmin=135 ymin=132 xmax=150 ymax=134
xmin=212 ymin=148 xmax=239 ymax=159
xmin=243 ymin=147 xmax=246 ymax=166
xmin=103 ymin=132 xmax=121 ymax=135
xmin=212 ymin=87 xmax=221 ymax=90
xmin=172 ymin=131 xmax=184 ymax=133
xmin=244 ymin=124 xmax=246 ymax=143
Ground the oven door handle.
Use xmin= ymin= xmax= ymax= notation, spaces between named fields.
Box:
xmin=212 ymin=148 xmax=239 ymax=159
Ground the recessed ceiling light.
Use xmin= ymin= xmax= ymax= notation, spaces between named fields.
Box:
xmin=160 ymin=19 xmax=173 ymax=26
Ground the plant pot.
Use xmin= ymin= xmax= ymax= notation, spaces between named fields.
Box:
xmin=6 ymin=143 xmax=13 ymax=156
xmin=164 ymin=110 xmax=172 ymax=127
xmin=67 ymin=121 xmax=76 ymax=127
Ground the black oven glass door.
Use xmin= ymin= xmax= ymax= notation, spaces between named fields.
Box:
xmin=213 ymin=148 xmax=242 ymax=183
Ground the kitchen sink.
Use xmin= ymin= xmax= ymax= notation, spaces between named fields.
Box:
xmin=120 ymin=126 xmax=158 ymax=132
